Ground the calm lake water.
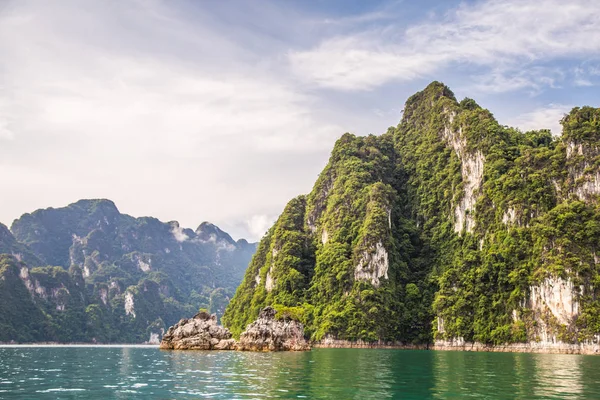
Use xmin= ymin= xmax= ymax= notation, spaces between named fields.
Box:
xmin=1 ymin=346 xmax=600 ymax=399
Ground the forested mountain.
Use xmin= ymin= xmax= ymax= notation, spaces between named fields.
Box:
xmin=224 ymin=82 xmax=600 ymax=349
xmin=0 ymin=223 xmax=41 ymax=266
xmin=0 ymin=200 xmax=256 ymax=343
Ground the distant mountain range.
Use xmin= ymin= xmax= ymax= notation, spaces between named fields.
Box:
xmin=0 ymin=199 xmax=256 ymax=343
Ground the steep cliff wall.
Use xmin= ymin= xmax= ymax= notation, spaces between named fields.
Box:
xmin=224 ymin=82 xmax=600 ymax=352
xmin=1 ymin=199 xmax=257 ymax=343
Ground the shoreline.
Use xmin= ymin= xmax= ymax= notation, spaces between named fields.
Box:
xmin=3 ymin=341 xmax=600 ymax=355
xmin=312 ymin=339 xmax=429 ymax=350
xmin=0 ymin=343 xmax=158 ymax=347
xmin=314 ymin=340 xmax=600 ymax=355
xmin=432 ymin=340 xmax=600 ymax=355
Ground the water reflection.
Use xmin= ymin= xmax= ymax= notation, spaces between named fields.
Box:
xmin=2 ymin=346 xmax=600 ymax=399
xmin=432 ymin=350 xmax=592 ymax=399
xmin=531 ymin=353 xmax=582 ymax=398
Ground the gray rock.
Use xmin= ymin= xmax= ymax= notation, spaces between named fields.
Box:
xmin=160 ymin=306 xmax=311 ymax=351
xmin=237 ymin=307 xmax=310 ymax=351
xmin=159 ymin=312 xmax=235 ymax=350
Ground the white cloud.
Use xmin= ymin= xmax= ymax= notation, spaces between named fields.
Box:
xmin=246 ymin=215 xmax=276 ymax=241
xmin=170 ymin=223 xmax=189 ymax=243
xmin=289 ymin=0 xmax=600 ymax=92
xmin=0 ymin=0 xmax=596 ymax=243
xmin=0 ymin=0 xmax=344 ymax=241
xmin=509 ymin=104 xmax=573 ymax=135
xmin=0 ymin=120 xmax=14 ymax=140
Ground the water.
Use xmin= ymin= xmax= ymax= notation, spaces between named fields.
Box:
xmin=1 ymin=346 xmax=600 ymax=399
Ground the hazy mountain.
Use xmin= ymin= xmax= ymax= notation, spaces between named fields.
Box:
xmin=0 ymin=199 xmax=256 ymax=343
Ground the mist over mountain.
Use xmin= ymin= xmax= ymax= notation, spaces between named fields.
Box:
xmin=0 ymin=199 xmax=256 ymax=343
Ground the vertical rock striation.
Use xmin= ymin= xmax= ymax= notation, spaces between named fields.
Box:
xmin=160 ymin=307 xmax=310 ymax=351
xmin=237 ymin=307 xmax=310 ymax=351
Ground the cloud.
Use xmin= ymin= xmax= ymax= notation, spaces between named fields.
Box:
xmin=193 ymin=233 xmax=236 ymax=252
xmin=509 ymin=104 xmax=573 ymax=135
xmin=0 ymin=0 xmax=596 ymax=243
xmin=0 ymin=120 xmax=14 ymax=140
xmin=289 ymin=0 xmax=600 ymax=92
xmin=170 ymin=223 xmax=189 ymax=243
xmin=0 ymin=0 xmax=344 ymax=241
xmin=246 ymin=215 xmax=276 ymax=241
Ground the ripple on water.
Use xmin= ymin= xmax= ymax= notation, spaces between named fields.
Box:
xmin=1 ymin=346 xmax=600 ymax=399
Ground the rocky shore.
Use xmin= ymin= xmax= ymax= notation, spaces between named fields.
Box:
xmin=433 ymin=339 xmax=600 ymax=355
xmin=237 ymin=307 xmax=310 ymax=351
xmin=159 ymin=311 xmax=237 ymax=350
xmin=161 ymin=309 xmax=600 ymax=355
xmin=313 ymin=336 xmax=429 ymax=350
xmin=160 ymin=307 xmax=310 ymax=351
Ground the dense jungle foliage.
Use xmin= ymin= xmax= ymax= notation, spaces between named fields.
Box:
xmin=224 ymin=82 xmax=600 ymax=345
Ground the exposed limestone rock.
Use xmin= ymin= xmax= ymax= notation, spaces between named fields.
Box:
xmin=19 ymin=267 xmax=34 ymax=295
xmin=265 ymin=269 xmax=275 ymax=292
xmin=512 ymin=309 xmax=519 ymax=322
xmin=354 ymin=241 xmax=389 ymax=288
xmin=529 ymin=276 xmax=581 ymax=326
xmin=574 ymin=170 xmax=600 ymax=200
xmin=254 ymin=272 xmax=261 ymax=286
xmin=321 ymin=229 xmax=329 ymax=245
xmin=264 ymin=248 xmax=278 ymax=292
xmin=314 ymin=335 xmax=426 ymax=349
xmin=566 ymin=140 xmax=600 ymax=201
xmin=237 ymin=307 xmax=310 ymax=351
xmin=159 ymin=311 xmax=237 ymax=350
xmin=124 ymin=291 xmax=136 ymax=318
xmin=567 ymin=142 xmax=584 ymax=158
xmin=99 ymin=287 xmax=108 ymax=305
xmin=137 ymin=257 xmax=151 ymax=272
xmin=502 ymin=207 xmax=517 ymax=225
xmin=306 ymin=174 xmax=335 ymax=234
xmin=443 ymin=111 xmax=485 ymax=234
xmin=434 ymin=339 xmax=600 ymax=355
xmin=437 ymin=317 xmax=445 ymax=334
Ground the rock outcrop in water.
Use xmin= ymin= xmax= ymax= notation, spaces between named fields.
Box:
xmin=160 ymin=307 xmax=310 ymax=351
xmin=159 ymin=311 xmax=237 ymax=350
xmin=237 ymin=307 xmax=310 ymax=351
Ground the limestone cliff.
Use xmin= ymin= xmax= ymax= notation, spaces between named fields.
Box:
xmin=1 ymin=199 xmax=257 ymax=343
xmin=224 ymin=82 xmax=600 ymax=353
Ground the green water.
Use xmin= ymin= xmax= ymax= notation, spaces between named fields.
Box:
xmin=1 ymin=346 xmax=600 ymax=399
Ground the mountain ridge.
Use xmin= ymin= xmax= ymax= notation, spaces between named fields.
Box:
xmin=0 ymin=199 xmax=257 ymax=343
xmin=223 ymin=81 xmax=600 ymax=352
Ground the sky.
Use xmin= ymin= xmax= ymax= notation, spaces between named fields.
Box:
xmin=0 ymin=0 xmax=599 ymax=241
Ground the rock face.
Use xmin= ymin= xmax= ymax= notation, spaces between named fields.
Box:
xmin=237 ymin=307 xmax=311 ymax=351
xmin=3 ymin=198 xmax=257 ymax=343
xmin=223 ymin=82 xmax=600 ymax=353
xmin=160 ymin=307 xmax=310 ymax=351
xmin=159 ymin=311 xmax=237 ymax=350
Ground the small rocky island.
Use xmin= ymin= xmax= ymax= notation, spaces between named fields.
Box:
xmin=160 ymin=307 xmax=310 ymax=351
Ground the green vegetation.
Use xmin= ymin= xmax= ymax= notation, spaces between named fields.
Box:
xmin=0 ymin=200 xmax=256 ymax=343
xmin=224 ymin=82 xmax=600 ymax=346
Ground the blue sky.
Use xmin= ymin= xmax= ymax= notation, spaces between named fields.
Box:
xmin=0 ymin=0 xmax=599 ymax=241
